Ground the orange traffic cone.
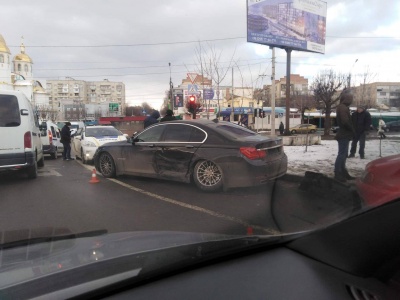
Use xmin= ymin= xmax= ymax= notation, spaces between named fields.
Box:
xmin=89 ymin=169 xmax=100 ymax=184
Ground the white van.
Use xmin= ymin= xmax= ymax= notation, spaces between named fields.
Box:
xmin=0 ymin=90 xmax=44 ymax=178
xmin=39 ymin=120 xmax=64 ymax=159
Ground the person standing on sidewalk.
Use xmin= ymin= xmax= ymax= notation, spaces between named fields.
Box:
xmin=348 ymin=106 xmax=371 ymax=159
xmin=377 ymin=118 xmax=387 ymax=139
xmin=60 ymin=122 xmax=74 ymax=161
xmin=334 ymin=89 xmax=355 ymax=182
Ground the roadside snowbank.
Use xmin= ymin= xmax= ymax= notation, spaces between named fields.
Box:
xmin=285 ymin=137 xmax=400 ymax=178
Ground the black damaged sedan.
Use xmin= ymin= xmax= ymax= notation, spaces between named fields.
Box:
xmin=94 ymin=119 xmax=287 ymax=192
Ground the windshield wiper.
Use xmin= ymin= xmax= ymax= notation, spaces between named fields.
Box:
xmin=0 ymin=229 xmax=108 ymax=250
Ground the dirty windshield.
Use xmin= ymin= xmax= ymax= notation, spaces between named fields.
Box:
xmin=0 ymin=0 xmax=399 ymax=295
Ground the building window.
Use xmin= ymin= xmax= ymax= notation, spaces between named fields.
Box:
xmin=24 ymin=64 xmax=28 ymax=72
xmin=18 ymin=64 xmax=21 ymax=71
xmin=0 ymin=54 xmax=3 ymax=63
xmin=380 ymin=92 xmax=386 ymax=96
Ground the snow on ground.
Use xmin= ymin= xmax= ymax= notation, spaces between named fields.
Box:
xmin=285 ymin=135 xmax=400 ymax=178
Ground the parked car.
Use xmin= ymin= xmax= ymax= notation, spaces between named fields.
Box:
xmin=289 ymin=124 xmax=317 ymax=134
xmin=385 ymin=120 xmax=400 ymax=132
xmin=94 ymin=119 xmax=288 ymax=192
xmin=356 ymin=154 xmax=400 ymax=208
xmin=72 ymin=125 xmax=127 ymax=164
xmin=39 ymin=120 xmax=64 ymax=159
xmin=0 ymin=90 xmax=44 ymax=178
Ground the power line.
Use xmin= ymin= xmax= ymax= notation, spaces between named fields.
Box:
xmin=8 ymin=35 xmax=400 ymax=48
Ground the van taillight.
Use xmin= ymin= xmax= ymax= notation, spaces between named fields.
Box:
xmin=48 ymin=130 xmax=53 ymax=144
xmin=24 ymin=131 xmax=32 ymax=148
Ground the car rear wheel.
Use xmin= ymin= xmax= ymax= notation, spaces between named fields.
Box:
xmin=193 ymin=160 xmax=223 ymax=192
xmin=291 ymin=130 xmax=297 ymax=134
xmin=98 ymin=152 xmax=116 ymax=178
xmin=27 ymin=159 xmax=38 ymax=179
xmin=81 ymin=148 xmax=87 ymax=164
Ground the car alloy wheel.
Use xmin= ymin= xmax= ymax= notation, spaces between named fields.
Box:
xmin=291 ymin=130 xmax=296 ymax=134
xmin=98 ymin=152 xmax=116 ymax=178
xmin=194 ymin=160 xmax=223 ymax=192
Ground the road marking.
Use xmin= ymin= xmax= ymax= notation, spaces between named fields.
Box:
xmin=80 ymin=162 xmax=279 ymax=235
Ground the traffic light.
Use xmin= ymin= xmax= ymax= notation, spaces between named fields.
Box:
xmin=189 ymin=95 xmax=196 ymax=103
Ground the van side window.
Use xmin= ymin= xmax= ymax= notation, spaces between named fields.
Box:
xmin=50 ymin=126 xmax=57 ymax=137
xmin=0 ymin=95 xmax=21 ymax=127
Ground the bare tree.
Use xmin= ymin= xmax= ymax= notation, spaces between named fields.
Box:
xmin=311 ymin=70 xmax=347 ymax=136
xmin=194 ymin=43 xmax=236 ymax=117
xmin=353 ymin=66 xmax=377 ymax=108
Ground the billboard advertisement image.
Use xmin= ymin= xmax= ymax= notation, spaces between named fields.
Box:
xmin=247 ymin=0 xmax=327 ymax=54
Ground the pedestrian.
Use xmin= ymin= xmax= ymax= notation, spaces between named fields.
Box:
xmin=144 ymin=110 xmax=160 ymax=128
xmin=60 ymin=122 xmax=74 ymax=161
xmin=160 ymin=109 xmax=176 ymax=122
xmin=279 ymin=122 xmax=284 ymax=135
xmin=238 ymin=115 xmax=248 ymax=127
xmin=334 ymin=89 xmax=355 ymax=182
xmin=348 ymin=106 xmax=371 ymax=159
xmin=377 ymin=118 xmax=386 ymax=139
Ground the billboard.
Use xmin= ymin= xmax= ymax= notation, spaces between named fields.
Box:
xmin=247 ymin=0 xmax=327 ymax=54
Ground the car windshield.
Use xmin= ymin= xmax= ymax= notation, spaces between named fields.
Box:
xmin=85 ymin=127 xmax=121 ymax=137
xmin=1 ymin=1 xmax=400 ymax=297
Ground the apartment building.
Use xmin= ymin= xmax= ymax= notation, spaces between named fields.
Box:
xmin=46 ymin=78 xmax=126 ymax=120
xmin=352 ymin=82 xmax=400 ymax=108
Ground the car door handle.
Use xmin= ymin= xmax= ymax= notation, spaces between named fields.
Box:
xmin=185 ymin=145 xmax=194 ymax=148
xmin=148 ymin=144 xmax=156 ymax=148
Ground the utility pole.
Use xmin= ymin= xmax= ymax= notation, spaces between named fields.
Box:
xmin=270 ymin=47 xmax=276 ymax=136
xmin=231 ymin=67 xmax=234 ymax=122
xmin=169 ymin=62 xmax=173 ymax=110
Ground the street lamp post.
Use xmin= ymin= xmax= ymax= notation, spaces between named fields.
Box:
xmin=347 ymin=59 xmax=358 ymax=88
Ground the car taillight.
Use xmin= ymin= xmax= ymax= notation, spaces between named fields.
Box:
xmin=240 ymin=147 xmax=267 ymax=160
xmin=24 ymin=131 xmax=32 ymax=148
xmin=48 ymin=130 xmax=53 ymax=145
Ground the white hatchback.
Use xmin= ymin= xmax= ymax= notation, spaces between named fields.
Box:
xmin=72 ymin=125 xmax=127 ymax=164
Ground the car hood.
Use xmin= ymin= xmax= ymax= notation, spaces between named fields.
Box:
xmin=0 ymin=230 xmax=279 ymax=290
xmin=87 ymin=135 xmax=126 ymax=146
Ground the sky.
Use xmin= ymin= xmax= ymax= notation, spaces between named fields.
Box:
xmin=1 ymin=0 xmax=399 ymax=110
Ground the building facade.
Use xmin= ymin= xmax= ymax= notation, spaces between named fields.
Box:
xmin=352 ymin=82 xmax=400 ymax=109
xmin=46 ymin=78 xmax=126 ymax=121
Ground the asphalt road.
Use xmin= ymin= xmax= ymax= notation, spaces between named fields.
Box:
xmin=0 ymin=154 xmax=357 ymax=240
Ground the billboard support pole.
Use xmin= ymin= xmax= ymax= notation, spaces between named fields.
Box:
xmin=284 ymin=48 xmax=292 ymax=135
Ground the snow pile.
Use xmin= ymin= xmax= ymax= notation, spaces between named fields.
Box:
xmin=285 ymin=136 xmax=400 ymax=178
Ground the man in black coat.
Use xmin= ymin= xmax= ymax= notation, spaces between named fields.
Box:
xmin=334 ymin=90 xmax=355 ymax=182
xmin=144 ymin=110 xmax=160 ymax=128
xmin=348 ymin=106 xmax=372 ymax=159
xmin=160 ymin=109 xmax=176 ymax=122
xmin=60 ymin=122 xmax=73 ymax=160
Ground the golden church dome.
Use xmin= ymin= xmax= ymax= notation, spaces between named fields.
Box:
xmin=14 ymin=53 xmax=33 ymax=63
xmin=13 ymin=41 xmax=33 ymax=63
xmin=0 ymin=34 xmax=11 ymax=54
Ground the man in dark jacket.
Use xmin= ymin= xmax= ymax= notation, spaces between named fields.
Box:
xmin=348 ymin=106 xmax=372 ymax=159
xmin=60 ymin=122 xmax=73 ymax=161
xmin=334 ymin=90 xmax=355 ymax=182
xmin=144 ymin=110 xmax=160 ymax=128
xmin=160 ymin=109 xmax=176 ymax=122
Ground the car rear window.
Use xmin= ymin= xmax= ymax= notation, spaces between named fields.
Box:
xmin=215 ymin=123 xmax=256 ymax=138
xmin=0 ymin=95 xmax=21 ymax=127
